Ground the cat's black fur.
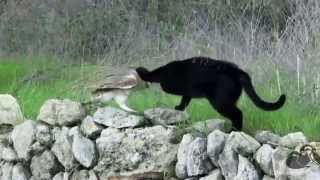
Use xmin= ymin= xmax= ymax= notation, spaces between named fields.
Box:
xmin=136 ymin=57 xmax=286 ymax=130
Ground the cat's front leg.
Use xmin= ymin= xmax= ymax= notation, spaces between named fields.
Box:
xmin=175 ymin=96 xmax=191 ymax=111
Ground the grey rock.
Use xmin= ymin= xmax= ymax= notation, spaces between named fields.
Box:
xmin=0 ymin=94 xmax=24 ymax=126
xmin=0 ymin=142 xmax=5 ymax=157
xmin=272 ymin=146 xmax=320 ymax=180
xmin=192 ymin=119 xmax=226 ymax=134
xmin=52 ymin=172 xmax=63 ymax=180
xmin=51 ymin=127 xmax=78 ymax=170
xmin=52 ymin=172 xmax=71 ymax=180
xmin=207 ymin=130 xmax=228 ymax=166
xmin=35 ymin=123 xmax=53 ymax=146
xmin=68 ymin=126 xmax=79 ymax=137
xmin=30 ymin=150 xmax=62 ymax=180
xmin=1 ymin=162 xmax=13 ymax=180
xmin=272 ymin=146 xmax=292 ymax=179
xmin=0 ymin=124 xmax=13 ymax=143
xmin=37 ymin=99 xmax=85 ymax=126
xmin=279 ymin=132 xmax=308 ymax=148
xmin=30 ymin=141 xmax=46 ymax=155
xmin=255 ymin=130 xmax=280 ymax=146
xmin=80 ymin=116 xmax=103 ymax=138
xmin=12 ymin=163 xmax=31 ymax=180
xmin=176 ymin=134 xmax=195 ymax=179
xmin=100 ymin=172 xmax=165 ymax=180
xmin=95 ymin=125 xmax=178 ymax=177
xmin=199 ymin=169 xmax=223 ymax=180
xmin=11 ymin=120 xmax=36 ymax=160
xmin=70 ymin=170 xmax=98 ymax=180
xmin=88 ymin=171 xmax=99 ymax=180
xmin=262 ymin=175 xmax=275 ymax=180
xmin=187 ymin=137 xmax=213 ymax=176
xmin=0 ymin=132 xmax=11 ymax=145
xmin=2 ymin=146 xmax=18 ymax=162
xmin=218 ymin=146 xmax=239 ymax=180
xmin=225 ymin=131 xmax=261 ymax=156
xmin=144 ymin=107 xmax=189 ymax=125
xmin=52 ymin=126 xmax=62 ymax=141
xmin=72 ymin=128 xmax=97 ymax=168
xmin=184 ymin=178 xmax=199 ymax=180
xmin=235 ymin=154 xmax=260 ymax=180
xmin=95 ymin=128 xmax=125 ymax=163
xmin=93 ymin=107 xmax=144 ymax=128
xmin=254 ymin=144 xmax=274 ymax=176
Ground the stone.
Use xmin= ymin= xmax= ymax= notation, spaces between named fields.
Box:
xmin=199 ymin=169 xmax=224 ymax=180
xmin=279 ymin=132 xmax=308 ymax=148
xmin=0 ymin=124 xmax=13 ymax=143
xmin=184 ymin=178 xmax=199 ymax=180
xmin=95 ymin=125 xmax=178 ymax=177
xmin=37 ymin=99 xmax=85 ymax=126
xmin=234 ymin=155 xmax=260 ymax=180
xmin=175 ymin=134 xmax=195 ymax=179
xmin=0 ymin=141 xmax=5 ymax=157
xmin=272 ymin=146 xmax=292 ymax=179
xmin=72 ymin=128 xmax=97 ymax=168
xmin=262 ymin=175 xmax=275 ymax=180
xmin=30 ymin=141 xmax=46 ymax=155
xmin=225 ymin=131 xmax=261 ymax=156
xmin=70 ymin=170 xmax=98 ymax=180
xmin=35 ymin=123 xmax=53 ymax=146
xmin=186 ymin=137 xmax=213 ymax=176
xmin=207 ymin=130 xmax=228 ymax=166
xmin=51 ymin=127 xmax=78 ymax=170
xmin=11 ymin=120 xmax=36 ymax=160
xmin=144 ymin=107 xmax=189 ymax=125
xmin=1 ymin=162 xmax=14 ymax=180
xmin=218 ymin=146 xmax=239 ymax=180
xmin=52 ymin=172 xmax=71 ymax=180
xmin=80 ymin=116 xmax=103 ymax=138
xmin=2 ymin=146 xmax=18 ymax=162
xmin=254 ymin=144 xmax=274 ymax=176
xmin=0 ymin=94 xmax=24 ymax=126
xmin=30 ymin=150 xmax=62 ymax=180
xmin=12 ymin=163 xmax=31 ymax=180
xmin=192 ymin=119 xmax=226 ymax=134
xmin=272 ymin=146 xmax=320 ymax=180
xmin=93 ymin=107 xmax=144 ymax=128
xmin=255 ymin=130 xmax=280 ymax=146
xmin=106 ymin=172 xmax=165 ymax=180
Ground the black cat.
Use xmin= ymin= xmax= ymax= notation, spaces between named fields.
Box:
xmin=136 ymin=57 xmax=286 ymax=130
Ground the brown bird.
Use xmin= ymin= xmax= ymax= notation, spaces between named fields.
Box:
xmin=90 ymin=68 xmax=149 ymax=112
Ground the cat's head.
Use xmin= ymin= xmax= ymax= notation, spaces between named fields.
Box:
xmin=135 ymin=67 xmax=149 ymax=80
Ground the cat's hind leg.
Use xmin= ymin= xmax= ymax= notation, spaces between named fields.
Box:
xmin=208 ymin=98 xmax=243 ymax=131
xmin=207 ymin=96 xmax=243 ymax=131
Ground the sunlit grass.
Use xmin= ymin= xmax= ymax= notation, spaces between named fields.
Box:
xmin=1 ymin=57 xmax=320 ymax=141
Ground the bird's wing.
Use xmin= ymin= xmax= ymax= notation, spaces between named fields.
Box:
xmin=96 ymin=73 xmax=138 ymax=90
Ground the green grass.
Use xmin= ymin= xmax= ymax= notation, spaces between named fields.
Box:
xmin=1 ymin=56 xmax=320 ymax=141
xmin=129 ymin=87 xmax=320 ymax=140
xmin=0 ymin=56 xmax=92 ymax=118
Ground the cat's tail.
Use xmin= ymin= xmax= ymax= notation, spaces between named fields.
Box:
xmin=239 ymin=71 xmax=286 ymax=111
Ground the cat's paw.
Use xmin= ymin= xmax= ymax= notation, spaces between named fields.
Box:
xmin=174 ymin=105 xmax=184 ymax=111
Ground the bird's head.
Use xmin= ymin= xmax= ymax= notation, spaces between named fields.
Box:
xmin=123 ymin=67 xmax=149 ymax=90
